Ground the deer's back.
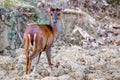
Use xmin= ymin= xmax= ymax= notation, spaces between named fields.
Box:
xmin=24 ymin=24 xmax=54 ymax=50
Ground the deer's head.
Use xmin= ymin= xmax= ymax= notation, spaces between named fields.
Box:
xmin=50 ymin=8 xmax=61 ymax=24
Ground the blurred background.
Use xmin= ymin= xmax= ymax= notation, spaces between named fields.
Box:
xmin=0 ymin=0 xmax=120 ymax=80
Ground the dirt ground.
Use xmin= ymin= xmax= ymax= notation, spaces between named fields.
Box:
xmin=0 ymin=44 xmax=120 ymax=80
xmin=0 ymin=0 xmax=120 ymax=80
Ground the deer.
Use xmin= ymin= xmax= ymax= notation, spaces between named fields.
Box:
xmin=23 ymin=8 xmax=62 ymax=74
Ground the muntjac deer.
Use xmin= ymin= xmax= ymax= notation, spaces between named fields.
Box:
xmin=24 ymin=8 xmax=62 ymax=74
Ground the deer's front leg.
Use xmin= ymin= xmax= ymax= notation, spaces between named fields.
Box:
xmin=46 ymin=47 xmax=53 ymax=67
xmin=36 ymin=52 xmax=42 ymax=65
xmin=26 ymin=55 xmax=29 ymax=74
xmin=29 ymin=49 xmax=39 ymax=73
xmin=27 ymin=56 xmax=31 ymax=74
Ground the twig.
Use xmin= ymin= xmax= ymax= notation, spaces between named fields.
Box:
xmin=15 ymin=27 xmax=23 ymax=44
xmin=72 ymin=25 xmax=94 ymax=40
xmin=15 ymin=18 xmax=24 ymax=48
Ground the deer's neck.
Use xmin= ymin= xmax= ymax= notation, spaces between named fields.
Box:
xmin=51 ymin=22 xmax=58 ymax=38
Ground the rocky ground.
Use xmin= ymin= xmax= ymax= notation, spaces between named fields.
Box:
xmin=0 ymin=0 xmax=120 ymax=80
xmin=0 ymin=44 xmax=120 ymax=80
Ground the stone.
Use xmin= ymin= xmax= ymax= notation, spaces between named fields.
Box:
xmin=41 ymin=77 xmax=58 ymax=80
xmin=58 ymin=75 xmax=75 ymax=80
xmin=69 ymin=71 xmax=85 ymax=80
xmin=15 ymin=48 xmax=25 ymax=57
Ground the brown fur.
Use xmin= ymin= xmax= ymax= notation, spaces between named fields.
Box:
xmin=24 ymin=8 xmax=61 ymax=74
xmin=24 ymin=24 xmax=54 ymax=74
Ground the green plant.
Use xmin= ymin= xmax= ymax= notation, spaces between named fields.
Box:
xmin=0 ymin=0 xmax=37 ymax=8
xmin=37 ymin=19 xmax=47 ymax=24
xmin=1 ymin=0 xmax=24 ymax=8
xmin=2 ymin=0 xmax=10 ymax=8
xmin=32 ymin=13 xmax=39 ymax=21
xmin=30 ymin=0 xmax=36 ymax=4
xmin=107 ymin=0 xmax=120 ymax=5
xmin=8 ymin=30 xmax=15 ymax=40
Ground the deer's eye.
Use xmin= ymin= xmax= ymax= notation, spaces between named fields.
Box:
xmin=51 ymin=13 xmax=53 ymax=16
xmin=58 ymin=13 xmax=60 ymax=16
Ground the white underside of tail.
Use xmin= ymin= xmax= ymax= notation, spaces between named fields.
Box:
xmin=28 ymin=33 xmax=36 ymax=51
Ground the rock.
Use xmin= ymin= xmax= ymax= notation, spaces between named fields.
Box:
xmin=12 ymin=73 xmax=42 ymax=80
xmin=114 ymin=58 xmax=120 ymax=67
xmin=94 ymin=59 xmax=107 ymax=70
xmin=0 ymin=21 xmax=9 ymax=52
xmin=0 ymin=43 xmax=120 ymax=80
xmin=64 ymin=66 xmax=71 ymax=74
xmin=17 ymin=54 xmax=26 ymax=64
xmin=15 ymin=48 xmax=25 ymax=57
xmin=0 ymin=55 xmax=14 ymax=64
xmin=29 ymin=72 xmax=42 ymax=79
xmin=112 ymin=72 xmax=120 ymax=80
xmin=86 ymin=73 xmax=106 ymax=80
xmin=38 ymin=68 xmax=49 ymax=77
xmin=41 ymin=77 xmax=58 ymax=80
xmin=64 ymin=61 xmax=82 ymax=71
xmin=50 ymin=67 xmax=58 ymax=76
xmin=86 ymin=73 xmax=96 ymax=80
xmin=116 ymin=40 xmax=120 ymax=46
xmin=58 ymin=75 xmax=75 ymax=80
xmin=55 ymin=66 xmax=65 ymax=76
xmin=69 ymin=71 xmax=85 ymax=80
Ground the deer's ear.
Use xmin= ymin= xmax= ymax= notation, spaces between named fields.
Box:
xmin=56 ymin=8 xmax=61 ymax=11
xmin=56 ymin=8 xmax=62 ymax=14
xmin=50 ymin=7 xmax=55 ymax=11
